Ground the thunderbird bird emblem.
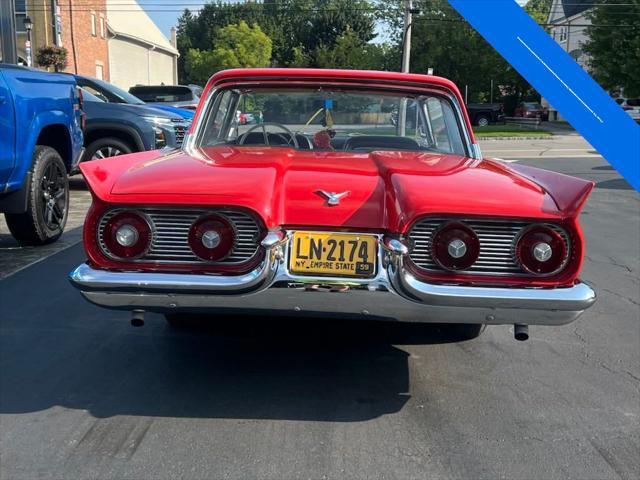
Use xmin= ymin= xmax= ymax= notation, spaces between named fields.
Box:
xmin=317 ymin=190 xmax=350 ymax=206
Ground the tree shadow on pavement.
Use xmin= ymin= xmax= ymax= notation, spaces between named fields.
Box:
xmin=596 ymin=178 xmax=633 ymax=190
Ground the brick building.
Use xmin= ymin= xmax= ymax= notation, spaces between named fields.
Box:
xmin=57 ymin=0 xmax=110 ymax=80
xmin=14 ymin=0 xmax=109 ymax=80
xmin=13 ymin=0 xmax=177 ymax=86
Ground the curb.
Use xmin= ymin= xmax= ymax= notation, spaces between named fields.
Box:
xmin=476 ymin=136 xmax=554 ymax=141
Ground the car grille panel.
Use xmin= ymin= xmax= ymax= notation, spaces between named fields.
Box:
xmin=98 ymin=208 xmax=261 ymax=264
xmin=173 ymin=124 xmax=188 ymax=147
xmin=407 ymin=218 xmax=570 ymax=275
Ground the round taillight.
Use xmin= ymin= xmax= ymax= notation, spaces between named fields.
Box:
xmin=431 ymin=221 xmax=480 ymax=271
xmin=516 ymin=225 xmax=567 ymax=275
xmin=188 ymin=214 xmax=235 ymax=261
xmin=102 ymin=211 xmax=151 ymax=259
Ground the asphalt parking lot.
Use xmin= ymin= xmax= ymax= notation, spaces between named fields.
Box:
xmin=0 ymin=139 xmax=638 ymax=479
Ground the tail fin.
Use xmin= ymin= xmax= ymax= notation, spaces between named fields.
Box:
xmin=506 ymin=163 xmax=594 ymax=218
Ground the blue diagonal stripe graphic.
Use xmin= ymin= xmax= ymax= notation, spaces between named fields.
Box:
xmin=448 ymin=0 xmax=640 ymax=192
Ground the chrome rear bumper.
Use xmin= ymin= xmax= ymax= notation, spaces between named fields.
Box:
xmin=69 ymin=235 xmax=596 ymax=325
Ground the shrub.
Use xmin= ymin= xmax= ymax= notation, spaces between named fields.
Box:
xmin=35 ymin=46 xmax=68 ymax=72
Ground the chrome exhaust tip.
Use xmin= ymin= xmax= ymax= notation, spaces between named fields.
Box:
xmin=514 ymin=323 xmax=529 ymax=341
xmin=131 ymin=309 xmax=145 ymax=327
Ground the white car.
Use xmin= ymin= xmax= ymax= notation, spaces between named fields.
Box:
xmin=615 ymin=97 xmax=640 ymax=121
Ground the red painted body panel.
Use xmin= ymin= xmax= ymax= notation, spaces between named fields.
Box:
xmin=79 ymin=69 xmax=594 ymax=286
xmin=80 ymin=147 xmax=584 ymax=233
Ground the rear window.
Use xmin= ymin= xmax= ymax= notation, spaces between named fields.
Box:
xmin=128 ymin=86 xmax=193 ymax=103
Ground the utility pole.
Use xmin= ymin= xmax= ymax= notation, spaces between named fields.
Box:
xmin=398 ymin=0 xmax=413 ymax=136
xmin=0 ymin=0 xmax=18 ymax=64
xmin=51 ymin=0 xmax=62 ymax=47
xmin=401 ymin=0 xmax=413 ymax=74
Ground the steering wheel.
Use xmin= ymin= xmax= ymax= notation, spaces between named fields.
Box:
xmin=238 ymin=122 xmax=299 ymax=149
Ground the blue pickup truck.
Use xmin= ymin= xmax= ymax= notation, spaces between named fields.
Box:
xmin=0 ymin=64 xmax=84 ymax=245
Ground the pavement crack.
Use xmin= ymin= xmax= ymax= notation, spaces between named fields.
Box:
xmin=537 ymin=147 xmax=551 ymax=157
xmin=599 ymin=362 xmax=640 ymax=385
xmin=585 ymin=255 xmax=635 ymax=274
xmin=601 ymin=288 xmax=640 ymax=307
xmin=572 ymin=325 xmax=587 ymax=344
xmin=606 ymin=256 xmax=635 ymax=273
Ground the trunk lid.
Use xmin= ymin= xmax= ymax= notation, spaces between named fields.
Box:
xmin=82 ymin=146 xmax=568 ymax=232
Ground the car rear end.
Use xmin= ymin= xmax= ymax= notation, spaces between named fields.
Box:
xmin=68 ymin=68 xmax=596 ymax=341
xmin=129 ymin=85 xmax=199 ymax=110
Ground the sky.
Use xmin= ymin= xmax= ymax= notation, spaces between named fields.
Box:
xmin=143 ymin=1 xmax=205 ymax=37
xmin=144 ymin=0 xmax=530 ymax=41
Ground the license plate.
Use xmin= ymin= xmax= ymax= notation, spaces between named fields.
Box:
xmin=289 ymin=232 xmax=377 ymax=277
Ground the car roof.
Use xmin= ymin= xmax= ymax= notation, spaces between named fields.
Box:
xmin=207 ymin=68 xmax=461 ymax=93
xmin=198 ymin=68 xmax=474 ymax=142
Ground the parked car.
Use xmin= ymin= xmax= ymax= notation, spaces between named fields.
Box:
xmin=466 ymin=103 xmax=505 ymax=126
xmin=72 ymin=75 xmax=193 ymax=120
xmin=128 ymin=85 xmax=201 ymax=110
xmin=0 ymin=64 xmax=83 ymax=245
xmin=514 ymin=102 xmax=549 ymax=121
xmin=615 ymin=97 xmax=640 ymax=122
xmin=79 ymin=90 xmax=190 ymax=162
xmin=70 ymin=68 xmax=596 ymax=342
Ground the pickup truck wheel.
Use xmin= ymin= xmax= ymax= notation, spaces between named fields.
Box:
xmin=5 ymin=146 xmax=69 ymax=245
xmin=475 ymin=115 xmax=490 ymax=127
xmin=84 ymin=137 xmax=133 ymax=161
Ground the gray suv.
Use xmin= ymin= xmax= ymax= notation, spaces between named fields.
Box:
xmin=80 ymin=90 xmax=190 ymax=163
xmin=129 ymin=84 xmax=202 ymax=110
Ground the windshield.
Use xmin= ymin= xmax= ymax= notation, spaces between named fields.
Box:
xmin=81 ymin=89 xmax=105 ymax=103
xmin=93 ymin=78 xmax=145 ymax=104
xmin=197 ymin=87 xmax=467 ymax=155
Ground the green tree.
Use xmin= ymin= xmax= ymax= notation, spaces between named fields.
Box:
xmin=176 ymin=9 xmax=197 ymax=84
xmin=185 ymin=21 xmax=272 ymax=84
xmin=583 ymin=1 xmax=640 ymax=97
xmin=313 ymin=27 xmax=385 ymax=69
xmin=386 ymin=0 xmax=544 ymax=109
xmin=175 ymin=0 xmax=380 ymax=80
xmin=524 ymin=0 xmax=552 ymax=25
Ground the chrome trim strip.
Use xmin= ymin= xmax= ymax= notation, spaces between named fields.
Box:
xmin=70 ymin=249 xmax=279 ymax=295
xmin=387 ymin=256 xmax=595 ymax=311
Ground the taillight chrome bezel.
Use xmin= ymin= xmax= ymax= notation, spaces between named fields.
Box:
xmin=100 ymin=210 xmax=153 ymax=260
xmin=430 ymin=221 xmax=480 ymax=271
xmin=514 ymin=224 xmax=569 ymax=276
xmin=188 ymin=213 xmax=236 ymax=262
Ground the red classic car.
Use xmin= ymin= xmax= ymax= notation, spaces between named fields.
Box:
xmin=69 ymin=69 xmax=596 ymax=341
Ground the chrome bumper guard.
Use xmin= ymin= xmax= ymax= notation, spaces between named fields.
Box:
xmin=69 ymin=233 xmax=596 ymax=325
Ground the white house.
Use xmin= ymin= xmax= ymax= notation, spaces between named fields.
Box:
xmin=543 ymin=0 xmax=593 ymax=120
xmin=106 ymin=0 xmax=179 ymax=90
